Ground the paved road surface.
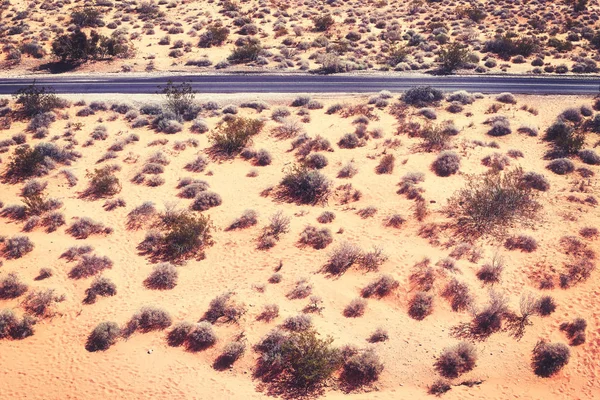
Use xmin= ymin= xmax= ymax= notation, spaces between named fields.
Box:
xmin=0 ymin=74 xmax=599 ymax=95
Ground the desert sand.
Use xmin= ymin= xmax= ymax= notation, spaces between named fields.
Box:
xmin=0 ymin=88 xmax=598 ymax=399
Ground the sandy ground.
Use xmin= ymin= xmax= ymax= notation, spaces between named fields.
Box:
xmin=0 ymin=92 xmax=599 ymax=399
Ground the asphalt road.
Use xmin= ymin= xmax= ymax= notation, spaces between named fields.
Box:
xmin=0 ymin=74 xmax=599 ymax=95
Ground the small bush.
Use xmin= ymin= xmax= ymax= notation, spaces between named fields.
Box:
xmin=287 ymin=279 xmax=313 ymax=299
xmin=342 ymin=349 xmax=384 ymax=385
xmin=298 ymin=226 xmax=333 ymax=249
xmin=367 ymin=327 xmax=389 ymax=343
xmin=496 ymin=93 xmax=516 ymax=104
xmin=402 ymin=86 xmax=444 ymax=107
xmin=434 ymin=342 xmax=477 ymax=379
xmin=559 ymin=318 xmax=587 ymax=346
xmin=257 ymin=303 xmax=280 ymax=321
xmin=145 ymin=263 xmax=178 ymax=290
xmin=408 ymin=292 xmax=433 ymax=320
xmin=521 ymin=172 xmax=550 ymax=191
xmin=338 ymin=162 xmax=358 ymax=178
xmin=325 ymin=242 xmax=362 ymax=275
xmin=69 ymin=254 xmax=113 ymax=279
xmin=361 ymin=275 xmax=399 ymax=298
xmin=227 ymin=209 xmax=258 ymax=230
xmin=215 ymin=341 xmax=246 ymax=368
xmin=375 ymin=154 xmax=395 ymax=174
xmin=504 ymin=235 xmax=538 ymax=252
xmin=283 ymin=314 xmax=313 ymax=332
xmin=83 ymin=276 xmax=117 ymax=304
xmin=126 ymin=306 xmax=172 ymax=336
xmin=446 ymin=168 xmax=540 ymax=239
xmin=536 ymin=296 xmax=557 ymax=317
xmin=22 ymin=288 xmax=62 ymax=318
xmin=338 ymin=133 xmax=362 ymax=149
xmin=83 ymin=166 xmax=121 ymax=198
xmin=209 ymin=117 xmax=265 ymax=157
xmin=86 ymin=321 xmax=120 ymax=352
xmin=167 ymin=321 xmax=194 ymax=347
xmin=531 ymin=341 xmax=570 ymax=377
xmin=547 ymin=158 xmax=574 ymax=175
xmin=442 ymin=279 xmax=473 ymax=312
xmin=579 ymin=149 xmax=600 ymax=165
xmin=429 ymin=380 xmax=452 ymax=396
xmin=186 ymin=322 xmax=217 ymax=351
xmin=202 ymin=292 xmax=246 ymax=324
xmin=255 ymin=149 xmax=272 ymax=166
xmin=278 ymin=166 xmax=331 ymax=205
xmin=3 ymin=235 xmax=34 ymax=259
xmin=317 ymin=211 xmax=335 ymax=224
xmin=343 ymin=298 xmax=367 ymax=318
xmin=67 ymin=217 xmax=111 ymax=239
xmin=432 ymin=151 xmax=460 ymax=177
xmin=139 ymin=211 xmax=213 ymax=262
xmin=477 ymin=256 xmax=504 ymax=284
xmin=0 ymin=273 xmax=28 ymax=299
xmin=191 ymin=191 xmax=222 ymax=211
xmin=305 ymin=153 xmax=328 ymax=170
xmin=488 ymin=119 xmax=512 ymax=136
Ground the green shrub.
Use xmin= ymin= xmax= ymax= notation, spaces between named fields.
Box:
xmin=280 ymin=330 xmax=341 ymax=388
xmin=12 ymin=83 xmax=65 ymax=117
xmin=84 ymin=166 xmax=121 ymax=198
xmin=140 ymin=209 xmax=214 ymax=262
xmin=228 ymin=43 xmax=262 ymax=63
xmin=313 ymin=14 xmax=335 ymax=32
xmin=199 ymin=24 xmax=230 ymax=47
xmin=209 ymin=117 xmax=265 ymax=157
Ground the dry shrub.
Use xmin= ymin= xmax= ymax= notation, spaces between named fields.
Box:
xmin=408 ymin=292 xmax=433 ymax=320
xmin=83 ymin=276 xmax=116 ymax=304
xmin=342 ymin=349 xmax=384 ymax=386
xmin=343 ymin=298 xmax=367 ymax=318
xmin=86 ymin=321 xmax=120 ymax=352
xmin=324 ymin=242 xmax=362 ymax=275
xmin=531 ymin=341 xmax=570 ymax=377
xmin=442 ymin=279 xmax=473 ymax=312
xmin=3 ymin=235 xmax=34 ymax=259
xmin=0 ymin=273 xmax=28 ymax=299
xmin=124 ymin=306 xmax=172 ymax=337
xmin=476 ymin=255 xmax=504 ymax=285
xmin=67 ymin=217 xmax=111 ymax=239
xmin=375 ymin=154 xmax=395 ymax=174
xmin=451 ymin=291 xmax=508 ymax=341
xmin=287 ymin=279 xmax=313 ymax=299
xmin=434 ymin=342 xmax=477 ymax=379
xmin=257 ymin=304 xmax=280 ymax=322
xmin=559 ymin=318 xmax=587 ymax=346
xmin=144 ymin=263 xmax=178 ymax=290
xmin=298 ymin=225 xmax=333 ymax=249
xmin=361 ymin=275 xmax=399 ymax=298
xmin=202 ymin=292 xmax=246 ymax=324
xmin=22 ymin=288 xmax=62 ymax=318
xmin=446 ymin=168 xmax=540 ymax=239
xmin=226 ymin=209 xmax=258 ymax=231
xmin=367 ymin=327 xmax=389 ymax=343
xmin=504 ymin=235 xmax=538 ymax=252
xmin=69 ymin=254 xmax=113 ymax=279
